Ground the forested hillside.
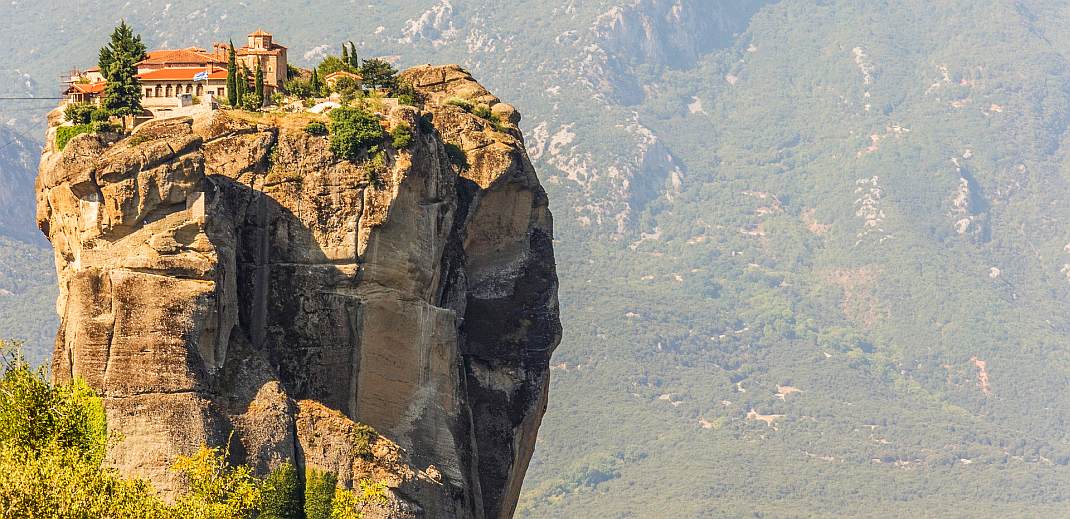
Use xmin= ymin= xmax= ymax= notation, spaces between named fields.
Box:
xmin=1 ymin=1 xmax=1069 ymax=517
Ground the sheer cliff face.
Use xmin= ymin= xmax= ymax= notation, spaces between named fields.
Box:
xmin=35 ymin=65 xmax=560 ymax=519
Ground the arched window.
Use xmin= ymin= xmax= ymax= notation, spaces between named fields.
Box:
xmin=165 ymin=85 xmax=172 ymax=97
xmin=155 ymin=85 xmax=162 ymax=97
xmin=196 ymin=84 xmax=204 ymax=96
xmin=186 ymin=85 xmax=193 ymax=94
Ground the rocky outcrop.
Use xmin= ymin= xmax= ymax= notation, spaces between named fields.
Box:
xmin=36 ymin=65 xmax=560 ymax=519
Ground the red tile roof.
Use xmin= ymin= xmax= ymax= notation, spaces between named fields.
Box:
xmin=139 ymin=48 xmax=222 ymax=66
xmin=137 ymin=67 xmax=227 ymax=81
xmin=249 ymin=29 xmax=272 ymax=37
xmin=67 ymin=82 xmax=106 ymax=94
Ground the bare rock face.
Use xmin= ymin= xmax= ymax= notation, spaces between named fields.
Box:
xmin=36 ymin=65 xmax=560 ymax=519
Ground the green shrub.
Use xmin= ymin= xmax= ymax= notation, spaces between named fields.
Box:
xmin=63 ymin=103 xmax=95 ymax=124
xmin=395 ymin=80 xmax=419 ymax=106
xmin=303 ymin=468 xmax=337 ymax=519
xmin=390 ymin=123 xmax=414 ymax=149
xmin=259 ymin=462 xmax=303 ymax=519
xmin=90 ymin=121 xmax=117 ymax=134
xmin=445 ymin=97 xmax=474 ymax=112
xmin=240 ymin=92 xmax=262 ymax=111
xmin=350 ymin=423 xmax=378 ymax=460
xmin=0 ymin=340 xmax=392 ymax=518
xmin=89 ymin=108 xmax=111 ymax=123
xmin=55 ymin=124 xmax=93 ymax=150
xmin=304 ymin=121 xmax=328 ymax=136
xmin=472 ymin=104 xmax=493 ymax=120
xmin=171 ymin=445 xmax=262 ymax=518
xmin=328 ymin=107 xmax=384 ymax=161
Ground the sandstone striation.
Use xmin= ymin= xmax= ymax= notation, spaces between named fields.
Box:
xmin=36 ymin=65 xmax=560 ymax=519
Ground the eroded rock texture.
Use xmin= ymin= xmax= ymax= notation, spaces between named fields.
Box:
xmin=36 ymin=65 xmax=560 ymax=519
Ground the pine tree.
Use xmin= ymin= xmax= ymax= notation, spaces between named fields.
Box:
xmin=226 ymin=40 xmax=238 ymax=106
xmin=98 ymin=21 xmax=147 ymax=117
xmin=254 ymin=64 xmax=265 ymax=107
xmin=360 ymin=58 xmax=398 ymax=91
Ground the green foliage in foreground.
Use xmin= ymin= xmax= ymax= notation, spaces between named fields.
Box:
xmin=389 ymin=123 xmax=413 ymax=149
xmin=54 ymin=125 xmax=93 ymax=151
xmin=0 ymin=341 xmax=387 ymax=518
xmin=328 ymin=107 xmax=384 ymax=161
xmin=304 ymin=121 xmax=328 ymax=136
xmin=303 ymin=468 xmax=336 ymax=519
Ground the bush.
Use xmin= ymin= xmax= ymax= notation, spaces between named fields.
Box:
xmin=259 ymin=462 xmax=303 ymax=519
xmin=395 ymin=80 xmax=419 ymax=106
xmin=446 ymin=97 xmax=474 ymax=112
xmin=0 ymin=341 xmax=393 ymax=518
xmin=303 ymin=468 xmax=337 ymax=519
xmin=304 ymin=121 xmax=328 ymax=136
xmin=63 ymin=103 xmax=95 ymax=124
xmin=390 ymin=123 xmax=414 ymax=149
xmin=171 ymin=445 xmax=262 ymax=518
xmin=285 ymin=77 xmax=315 ymax=99
xmin=351 ymin=423 xmax=378 ymax=460
xmin=472 ymin=104 xmax=493 ymax=120
xmin=90 ymin=121 xmax=117 ymax=134
xmin=55 ymin=124 xmax=93 ymax=150
xmin=328 ymin=107 xmax=384 ymax=161
xmin=240 ymin=92 xmax=262 ymax=111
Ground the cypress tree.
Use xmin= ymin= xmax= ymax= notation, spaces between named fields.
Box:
xmin=310 ymin=69 xmax=321 ymax=96
xmin=348 ymin=42 xmax=359 ymax=69
xmin=341 ymin=45 xmax=349 ymax=67
xmin=226 ymin=40 xmax=238 ymax=106
xmin=254 ymin=64 xmax=265 ymax=107
xmin=98 ymin=20 xmax=147 ymax=117
xmin=236 ymin=64 xmax=249 ymax=105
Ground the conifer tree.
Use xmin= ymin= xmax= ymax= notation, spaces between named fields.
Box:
xmin=98 ymin=21 xmax=147 ymax=116
xmin=254 ymin=64 xmax=265 ymax=107
xmin=348 ymin=42 xmax=359 ymax=69
xmin=226 ymin=40 xmax=238 ymax=106
xmin=310 ymin=69 xmax=322 ymax=96
xmin=236 ymin=64 xmax=249 ymax=104
xmin=341 ymin=45 xmax=349 ymax=67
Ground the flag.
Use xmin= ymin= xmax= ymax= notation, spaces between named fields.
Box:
xmin=193 ymin=71 xmax=209 ymax=82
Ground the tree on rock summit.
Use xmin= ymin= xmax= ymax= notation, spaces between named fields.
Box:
xmin=98 ymin=21 xmax=147 ymax=116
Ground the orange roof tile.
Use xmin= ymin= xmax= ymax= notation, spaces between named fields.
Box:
xmin=249 ymin=29 xmax=272 ymax=37
xmin=137 ymin=67 xmax=227 ymax=81
xmin=67 ymin=82 xmax=106 ymax=94
xmin=139 ymin=48 xmax=222 ymax=66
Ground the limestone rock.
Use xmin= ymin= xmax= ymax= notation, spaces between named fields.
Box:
xmin=37 ymin=65 xmax=560 ymax=519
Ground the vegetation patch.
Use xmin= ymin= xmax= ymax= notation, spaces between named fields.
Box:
xmin=304 ymin=121 xmax=328 ymax=136
xmin=389 ymin=123 xmax=413 ymax=149
xmin=0 ymin=341 xmax=390 ymax=518
xmin=55 ymin=125 xmax=93 ymax=150
xmin=328 ymin=106 xmax=385 ymax=162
